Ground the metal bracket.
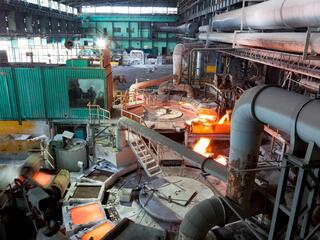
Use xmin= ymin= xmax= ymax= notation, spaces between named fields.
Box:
xmin=303 ymin=27 xmax=320 ymax=60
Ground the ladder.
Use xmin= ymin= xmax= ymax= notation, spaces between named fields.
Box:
xmin=128 ymin=133 xmax=162 ymax=177
xmin=268 ymin=142 xmax=320 ymax=240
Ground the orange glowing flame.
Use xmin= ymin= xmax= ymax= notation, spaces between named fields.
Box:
xmin=186 ymin=109 xmax=231 ymax=134
xmin=199 ymin=114 xmax=216 ymax=121
xmin=81 ymin=221 xmax=114 ymax=240
xmin=218 ymin=113 xmax=228 ymax=125
xmin=70 ymin=203 xmax=105 ymax=225
xmin=32 ymin=172 xmax=55 ymax=188
xmin=214 ymin=155 xmax=228 ymax=166
xmin=193 ymin=138 xmax=211 ymax=157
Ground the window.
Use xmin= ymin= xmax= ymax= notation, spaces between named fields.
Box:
xmin=81 ymin=6 xmax=178 ymax=15
xmin=126 ymin=28 xmax=134 ymax=33
xmin=68 ymin=79 xmax=105 ymax=108
xmin=113 ymin=27 xmax=121 ymax=33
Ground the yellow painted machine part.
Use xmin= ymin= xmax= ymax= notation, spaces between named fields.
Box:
xmin=0 ymin=121 xmax=39 ymax=135
xmin=0 ymin=121 xmax=44 ymax=153
xmin=206 ymin=65 xmax=217 ymax=73
xmin=0 ymin=140 xmax=41 ymax=153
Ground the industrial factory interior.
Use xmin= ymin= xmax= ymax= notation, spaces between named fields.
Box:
xmin=1 ymin=0 xmax=320 ymax=239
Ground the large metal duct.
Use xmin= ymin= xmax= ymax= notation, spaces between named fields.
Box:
xmin=173 ymin=43 xmax=186 ymax=84
xmin=179 ymin=197 xmax=226 ymax=240
xmin=158 ymin=81 xmax=194 ymax=98
xmin=129 ymin=75 xmax=172 ymax=93
xmin=158 ymin=23 xmax=199 ymax=34
xmin=198 ymin=32 xmax=320 ymax=54
xmin=116 ymin=117 xmax=228 ymax=181
xmin=212 ymin=0 xmax=320 ymax=31
xmin=179 ymin=86 xmax=320 ymax=239
xmin=228 ymin=85 xmax=320 ymax=210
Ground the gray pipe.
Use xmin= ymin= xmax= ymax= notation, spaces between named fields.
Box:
xmin=158 ymin=23 xmax=199 ymax=34
xmin=212 ymin=0 xmax=320 ymax=31
xmin=117 ymin=117 xmax=228 ymax=182
xmin=199 ymin=25 xmax=210 ymax=33
xmin=198 ymin=32 xmax=320 ymax=54
xmin=179 ymin=197 xmax=226 ymax=240
xmin=228 ymin=85 xmax=320 ymax=210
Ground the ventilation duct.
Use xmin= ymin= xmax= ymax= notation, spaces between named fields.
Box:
xmin=198 ymin=32 xmax=320 ymax=54
xmin=212 ymin=0 xmax=320 ymax=31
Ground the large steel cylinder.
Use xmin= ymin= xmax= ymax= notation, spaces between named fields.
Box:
xmin=212 ymin=0 xmax=320 ymax=31
xmin=54 ymin=139 xmax=88 ymax=172
xmin=198 ymin=32 xmax=320 ymax=55
xmin=158 ymin=23 xmax=199 ymax=34
xmin=49 ymin=169 xmax=70 ymax=198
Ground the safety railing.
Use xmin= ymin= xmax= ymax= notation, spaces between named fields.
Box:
xmin=121 ymin=108 xmax=162 ymax=161
xmin=120 ymin=108 xmax=146 ymax=127
xmin=127 ymin=127 xmax=162 ymax=164
xmin=113 ymin=89 xmax=147 ymax=110
xmin=88 ymin=104 xmax=111 ymax=125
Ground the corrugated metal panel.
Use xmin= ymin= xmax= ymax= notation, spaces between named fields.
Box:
xmin=66 ymin=59 xmax=90 ymax=67
xmin=0 ymin=66 xmax=106 ymax=120
xmin=44 ymin=67 xmax=69 ymax=119
xmin=0 ymin=68 xmax=18 ymax=120
xmin=15 ymin=68 xmax=46 ymax=119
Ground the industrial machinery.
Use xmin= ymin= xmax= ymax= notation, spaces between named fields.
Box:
xmin=1 ymin=0 xmax=320 ymax=239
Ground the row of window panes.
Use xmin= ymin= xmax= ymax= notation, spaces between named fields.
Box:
xmin=0 ymin=38 xmax=78 ymax=64
xmin=82 ymin=6 xmax=178 ymax=14
xmin=23 ymin=0 xmax=78 ymax=15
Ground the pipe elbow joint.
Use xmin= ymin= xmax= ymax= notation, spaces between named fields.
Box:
xmin=179 ymin=197 xmax=226 ymax=240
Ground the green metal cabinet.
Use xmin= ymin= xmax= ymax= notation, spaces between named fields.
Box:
xmin=0 ymin=66 xmax=107 ymax=121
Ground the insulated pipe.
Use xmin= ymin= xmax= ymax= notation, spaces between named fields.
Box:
xmin=198 ymin=32 xmax=320 ymax=54
xmin=129 ymin=75 xmax=172 ymax=93
xmin=158 ymin=81 xmax=194 ymax=98
xmin=158 ymin=23 xmax=199 ymax=34
xmin=179 ymin=197 xmax=226 ymax=240
xmin=228 ymin=85 xmax=320 ymax=210
xmin=173 ymin=43 xmax=187 ymax=84
xmin=195 ymin=51 xmax=203 ymax=79
xmin=116 ymin=117 xmax=228 ymax=182
xmin=199 ymin=25 xmax=210 ymax=33
xmin=212 ymin=0 xmax=320 ymax=31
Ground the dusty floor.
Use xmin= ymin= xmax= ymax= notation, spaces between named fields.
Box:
xmin=113 ymin=64 xmax=173 ymax=90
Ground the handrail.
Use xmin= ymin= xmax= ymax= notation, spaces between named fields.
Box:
xmin=120 ymin=108 xmax=147 ymax=127
xmin=128 ymin=129 xmax=160 ymax=163
xmin=88 ymin=104 xmax=111 ymax=125
xmin=121 ymin=106 xmax=162 ymax=162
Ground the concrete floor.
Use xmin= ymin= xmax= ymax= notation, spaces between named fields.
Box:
xmin=112 ymin=64 xmax=173 ymax=90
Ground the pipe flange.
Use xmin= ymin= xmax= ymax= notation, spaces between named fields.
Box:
xmin=201 ymin=157 xmax=213 ymax=176
xmin=251 ymin=85 xmax=279 ymax=124
xmin=289 ymin=98 xmax=314 ymax=151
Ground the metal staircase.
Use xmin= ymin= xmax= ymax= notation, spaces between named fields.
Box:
xmin=128 ymin=132 xmax=162 ymax=177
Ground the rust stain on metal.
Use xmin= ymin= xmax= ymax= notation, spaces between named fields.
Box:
xmin=226 ymin=154 xmax=259 ymax=210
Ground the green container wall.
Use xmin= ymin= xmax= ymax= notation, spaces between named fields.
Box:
xmin=66 ymin=59 xmax=90 ymax=67
xmin=0 ymin=67 xmax=107 ymax=121
xmin=0 ymin=68 xmax=18 ymax=120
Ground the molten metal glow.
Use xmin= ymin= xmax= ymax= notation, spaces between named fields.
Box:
xmin=193 ymin=138 xmax=211 ymax=157
xmin=70 ymin=203 xmax=105 ymax=225
xmin=199 ymin=114 xmax=216 ymax=121
xmin=214 ymin=155 xmax=228 ymax=166
xmin=81 ymin=221 xmax=114 ymax=240
xmin=218 ymin=113 xmax=229 ymax=125
xmin=32 ymin=172 xmax=54 ymax=188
